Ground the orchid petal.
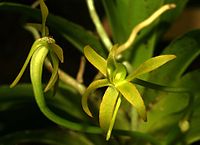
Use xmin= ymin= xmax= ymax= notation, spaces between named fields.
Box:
xmin=44 ymin=51 xmax=59 ymax=92
xmin=99 ymin=86 xmax=119 ymax=139
xmin=51 ymin=43 xmax=64 ymax=63
xmin=10 ymin=39 xmax=44 ymax=88
xmin=116 ymin=80 xmax=147 ymax=121
xmin=82 ymin=79 xmax=109 ymax=117
xmin=106 ymin=45 xmax=118 ymax=80
xmin=126 ymin=55 xmax=176 ymax=81
xmin=106 ymin=96 xmax=121 ymax=140
xmin=39 ymin=0 xmax=49 ymax=36
xmin=84 ymin=45 xmax=107 ymax=76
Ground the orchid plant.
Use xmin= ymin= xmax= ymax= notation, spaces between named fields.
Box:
xmin=11 ymin=0 xmax=176 ymax=140
xmin=1 ymin=0 xmax=200 ymax=144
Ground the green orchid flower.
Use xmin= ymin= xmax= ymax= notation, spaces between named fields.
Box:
xmin=10 ymin=0 xmax=64 ymax=92
xmin=10 ymin=36 xmax=64 ymax=90
xmin=82 ymin=45 xmax=176 ymax=140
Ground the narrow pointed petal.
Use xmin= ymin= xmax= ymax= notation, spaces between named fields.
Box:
xmin=99 ymin=86 xmax=119 ymax=139
xmin=126 ymin=55 xmax=176 ymax=81
xmin=44 ymin=52 xmax=59 ymax=92
xmin=39 ymin=0 xmax=49 ymax=36
xmin=51 ymin=43 xmax=64 ymax=63
xmin=106 ymin=97 xmax=121 ymax=140
xmin=116 ymin=81 xmax=147 ymax=121
xmin=82 ymin=79 xmax=109 ymax=117
xmin=106 ymin=45 xmax=118 ymax=80
xmin=10 ymin=40 xmax=43 ymax=88
xmin=84 ymin=45 xmax=107 ymax=76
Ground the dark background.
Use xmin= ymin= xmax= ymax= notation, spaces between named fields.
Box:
xmin=0 ymin=0 xmax=200 ymax=85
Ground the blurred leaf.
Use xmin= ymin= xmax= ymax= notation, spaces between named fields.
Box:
xmin=101 ymin=0 xmax=188 ymax=71
xmin=176 ymin=69 xmax=200 ymax=144
xmin=0 ymin=2 xmax=106 ymax=57
xmin=0 ymin=83 xmax=87 ymax=121
xmin=139 ymin=30 xmax=200 ymax=137
xmin=0 ymin=129 xmax=94 ymax=145
xmin=144 ymin=30 xmax=200 ymax=104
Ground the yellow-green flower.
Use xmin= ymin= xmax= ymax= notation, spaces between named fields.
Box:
xmin=82 ymin=45 xmax=176 ymax=140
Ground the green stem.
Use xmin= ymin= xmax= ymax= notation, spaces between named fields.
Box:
xmin=86 ymin=0 xmax=113 ymax=50
xmin=24 ymin=24 xmax=41 ymax=39
xmin=30 ymin=46 xmax=101 ymax=133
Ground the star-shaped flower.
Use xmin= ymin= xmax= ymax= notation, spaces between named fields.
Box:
xmin=82 ymin=45 xmax=176 ymax=140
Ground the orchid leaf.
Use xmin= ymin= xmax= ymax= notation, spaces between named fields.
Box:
xmin=44 ymin=51 xmax=59 ymax=92
xmin=0 ymin=2 xmax=106 ymax=56
xmin=82 ymin=79 xmax=109 ymax=117
xmin=51 ymin=43 xmax=64 ymax=63
xmin=84 ymin=45 xmax=107 ymax=76
xmin=126 ymin=55 xmax=176 ymax=81
xmin=116 ymin=80 xmax=146 ymax=121
xmin=99 ymin=86 xmax=119 ymax=139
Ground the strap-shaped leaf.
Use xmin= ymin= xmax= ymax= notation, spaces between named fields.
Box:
xmin=126 ymin=55 xmax=176 ymax=81
xmin=51 ymin=43 xmax=64 ymax=63
xmin=99 ymin=86 xmax=119 ymax=139
xmin=116 ymin=80 xmax=147 ymax=121
xmin=10 ymin=39 xmax=44 ymax=88
xmin=44 ymin=51 xmax=59 ymax=92
xmin=82 ymin=79 xmax=109 ymax=117
xmin=84 ymin=45 xmax=107 ymax=76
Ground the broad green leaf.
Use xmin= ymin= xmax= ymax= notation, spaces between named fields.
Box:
xmin=82 ymin=79 xmax=109 ymax=117
xmin=126 ymin=55 xmax=176 ymax=81
xmin=147 ymin=30 xmax=200 ymax=85
xmin=144 ymin=30 xmax=200 ymax=106
xmin=44 ymin=51 xmax=59 ymax=92
xmin=0 ymin=2 xmax=106 ymax=56
xmin=99 ymin=86 xmax=119 ymax=139
xmin=116 ymin=80 xmax=146 ymax=121
xmin=102 ymin=0 xmax=188 ymax=74
xmin=84 ymin=45 xmax=107 ymax=76
xmin=51 ymin=43 xmax=64 ymax=63
xmin=175 ymin=70 xmax=200 ymax=144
